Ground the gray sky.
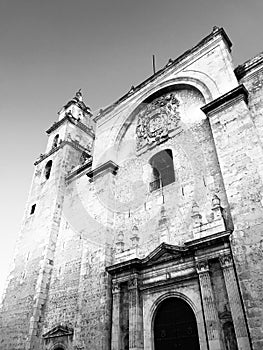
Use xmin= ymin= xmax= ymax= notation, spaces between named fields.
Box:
xmin=1 ymin=0 xmax=263 ymax=298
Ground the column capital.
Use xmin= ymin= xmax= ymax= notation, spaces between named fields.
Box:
xmin=196 ymin=259 xmax=209 ymax=274
xmin=128 ymin=275 xmax=141 ymax=290
xmin=219 ymin=253 xmax=233 ymax=268
xmin=111 ymin=279 xmax=121 ymax=293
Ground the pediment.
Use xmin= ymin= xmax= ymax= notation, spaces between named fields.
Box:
xmin=42 ymin=325 xmax=73 ymax=339
xmin=142 ymin=243 xmax=188 ymax=266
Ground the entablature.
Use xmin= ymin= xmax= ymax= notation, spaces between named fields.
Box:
xmin=107 ymin=231 xmax=232 ymax=289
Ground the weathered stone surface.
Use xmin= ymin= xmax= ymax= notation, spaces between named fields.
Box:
xmin=1 ymin=28 xmax=263 ymax=350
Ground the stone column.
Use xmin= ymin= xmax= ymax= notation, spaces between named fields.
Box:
xmin=220 ymin=254 xmax=251 ymax=350
xmin=128 ymin=275 xmax=143 ymax=350
xmin=111 ymin=279 xmax=121 ymax=350
xmin=196 ymin=260 xmax=224 ymax=350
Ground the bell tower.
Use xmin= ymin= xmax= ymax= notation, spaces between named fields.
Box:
xmin=0 ymin=91 xmax=95 ymax=350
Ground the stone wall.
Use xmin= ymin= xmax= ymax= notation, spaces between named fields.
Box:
xmin=205 ymin=84 xmax=263 ymax=350
xmin=1 ymin=27 xmax=263 ymax=350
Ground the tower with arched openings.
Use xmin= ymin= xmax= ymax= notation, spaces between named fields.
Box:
xmin=1 ymin=27 xmax=263 ymax=350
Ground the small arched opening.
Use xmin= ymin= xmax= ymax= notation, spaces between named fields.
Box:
xmin=44 ymin=160 xmax=53 ymax=180
xmin=154 ymin=297 xmax=200 ymax=350
xmin=149 ymin=149 xmax=175 ymax=192
xmin=52 ymin=134 xmax=59 ymax=148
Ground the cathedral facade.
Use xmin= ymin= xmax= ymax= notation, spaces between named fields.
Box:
xmin=1 ymin=27 xmax=263 ymax=350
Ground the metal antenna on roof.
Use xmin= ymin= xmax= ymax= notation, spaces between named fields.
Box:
xmin=152 ymin=54 xmax=156 ymax=74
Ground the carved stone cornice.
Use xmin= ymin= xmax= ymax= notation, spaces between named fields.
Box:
xmin=66 ymin=159 xmax=93 ymax=182
xmin=201 ymin=84 xmax=248 ymax=116
xmin=34 ymin=140 xmax=91 ymax=165
xmin=219 ymin=253 xmax=233 ymax=268
xmin=46 ymin=115 xmax=95 ymax=138
xmin=235 ymin=51 xmax=263 ymax=80
xmin=86 ymin=160 xmax=119 ymax=182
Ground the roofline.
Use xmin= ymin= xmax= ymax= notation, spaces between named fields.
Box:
xmin=94 ymin=27 xmax=232 ymax=121
xmin=235 ymin=51 xmax=263 ymax=80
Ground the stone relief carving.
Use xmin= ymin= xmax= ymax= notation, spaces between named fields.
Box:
xmin=136 ymin=93 xmax=180 ymax=152
xmin=196 ymin=259 xmax=209 ymax=273
xmin=111 ymin=279 xmax=121 ymax=292
xmin=219 ymin=253 xmax=233 ymax=268
xmin=128 ymin=276 xmax=141 ymax=290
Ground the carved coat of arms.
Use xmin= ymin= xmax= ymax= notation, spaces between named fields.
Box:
xmin=136 ymin=93 xmax=180 ymax=152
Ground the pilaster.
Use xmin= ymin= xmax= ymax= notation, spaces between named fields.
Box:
xmin=128 ymin=275 xmax=143 ymax=350
xmin=196 ymin=260 xmax=224 ymax=350
xmin=111 ymin=279 xmax=121 ymax=350
xmin=219 ymin=254 xmax=251 ymax=350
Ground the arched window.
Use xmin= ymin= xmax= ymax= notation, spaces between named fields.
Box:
xmin=52 ymin=134 xmax=59 ymax=148
xmin=44 ymin=160 xmax=53 ymax=180
xmin=149 ymin=149 xmax=175 ymax=192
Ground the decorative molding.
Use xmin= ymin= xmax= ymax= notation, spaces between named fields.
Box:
xmin=66 ymin=159 xmax=93 ymax=182
xmin=86 ymin=160 xmax=119 ymax=182
xmin=46 ymin=114 xmax=95 ymax=138
xmin=128 ymin=276 xmax=141 ymax=290
xmin=42 ymin=325 xmax=73 ymax=339
xmin=201 ymin=84 xmax=248 ymax=116
xmin=195 ymin=259 xmax=209 ymax=274
xmin=106 ymin=242 xmax=188 ymax=276
xmin=235 ymin=52 xmax=263 ymax=80
xmin=185 ymin=230 xmax=231 ymax=249
xmin=111 ymin=279 xmax=121 ymax=293
xmin=219 ymin=253 xmax=233 ymax=268
xmin=34 ymin=140 xmax=91 ymax=165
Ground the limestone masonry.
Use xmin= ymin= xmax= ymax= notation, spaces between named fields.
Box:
xmin=1 ymin=27 xmax=263 ymax=350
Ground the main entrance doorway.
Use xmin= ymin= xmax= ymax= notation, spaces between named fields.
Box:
xmin=154 ymin=297 xmax=200 ymax=350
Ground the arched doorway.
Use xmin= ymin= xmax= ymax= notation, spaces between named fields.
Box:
xmin=154 ymin=297 xmax=200 ymax=350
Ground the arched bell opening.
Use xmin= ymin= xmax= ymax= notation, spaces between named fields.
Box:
xmin=153 ymin=297 xmax=200 ymax=350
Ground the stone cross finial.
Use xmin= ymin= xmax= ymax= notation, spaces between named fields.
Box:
xmin=75 ymin=89 xmax=83 ymax=102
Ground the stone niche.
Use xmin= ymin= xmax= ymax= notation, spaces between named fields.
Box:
xmin=42 ymin=325 xmax=74 ymax=350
